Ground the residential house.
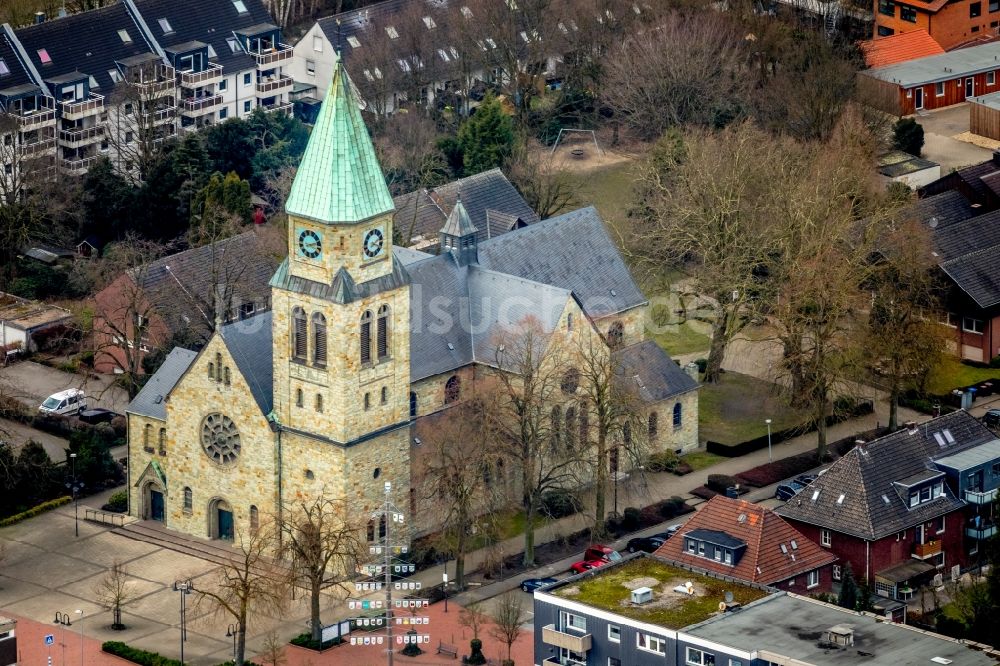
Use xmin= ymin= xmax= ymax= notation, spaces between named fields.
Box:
xmin=93 ymin=230 xmax=278 ymax=374
xmin=877 ymin=150 xmax=941 ymax=189
xmin=0 ymin=0 xmax=293 ymax=190
xmin=871 ymin=0 xmax=998 ymax=49
xmin=776 ymin=411 xmax=1000 ymax=602
xmin=393 ymin=168 xmax=539 ymax=249
xmin=858 ymin=41 xmax=1000 ymax=115
xmin=653 ymin=496 xmax=837 ymax=593
xmin=859 ymin=29 xmax=945 ymax=67
xmin=920 ymin=150 xmax=1000 ymax=211
xmin=532 ymin=554 xmax=994 ymax=666
xmin=0 ymin=292 xmax=72 ymax=353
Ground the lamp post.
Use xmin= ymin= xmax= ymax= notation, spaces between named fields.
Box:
xmin=74 ymin=610 xmax=84 ymax=666
xmin=173 ymin=580 xmax=193 ymax=664
xmin=442 ymin=572 xmax=449 ymax=613
xmin=765 ymin=419 xmax=773 ymax=464
xmin=66 ymin=453 xmax=84 ymax=538
xmin=225 ymin=624 xmax=237 ymax=664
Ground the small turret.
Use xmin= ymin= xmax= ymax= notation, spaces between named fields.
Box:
xmin=439 ymin=195 xmax=478 ymax=266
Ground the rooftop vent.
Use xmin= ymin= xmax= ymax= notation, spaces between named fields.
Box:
xmin=906 ymin=421 xmax=919 ymax=435
xmin=827 ymin=624 xmax=855 ymax=647
xmin=631 ymin=587 xmax=653 ymax=605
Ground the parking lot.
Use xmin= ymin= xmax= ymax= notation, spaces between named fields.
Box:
xmin=0 ymin=359 xmax=129 ymax=414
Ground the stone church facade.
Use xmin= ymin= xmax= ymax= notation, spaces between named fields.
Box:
xmin=126 ymin=61 xmax=699 ymax=542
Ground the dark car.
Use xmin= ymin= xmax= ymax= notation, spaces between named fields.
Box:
xmin=626 ymin=536 xmax=666 ymax=554
xmin=658 ymin=524 xmax=683 ymax=539
xmin=520 ymin=577 xmax=559 ymax=593
xmin=795 ymin=474 xmax=819 ymax=486
xmin=78 ymin=408 xmax=120 ymax=424
xmin=984 ymin=409 xmax=1000 ymax=428
xmin=774 ymin=481 xmax=806 ymax=501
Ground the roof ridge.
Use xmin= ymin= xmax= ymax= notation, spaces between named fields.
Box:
xmin=469 ymin=265 xmax=573 ymax=295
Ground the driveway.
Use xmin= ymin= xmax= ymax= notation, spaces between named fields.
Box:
xmin=912 ymin=104 xmax=992 ymax=171
xmin=0 ymin=360 xmax=129 ymax=414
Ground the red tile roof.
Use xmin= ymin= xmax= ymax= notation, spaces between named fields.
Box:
xmin=859 ymin=30 xmax=945 ymax=68
xmin=654 ymin=496 xmax=836 ymax=586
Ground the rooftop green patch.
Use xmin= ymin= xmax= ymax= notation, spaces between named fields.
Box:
xmin=553 ymin=557 xmax=769 ymax=629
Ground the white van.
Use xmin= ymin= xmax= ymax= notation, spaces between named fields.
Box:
xmin=39 ymin=388 xmax=87 ymax=415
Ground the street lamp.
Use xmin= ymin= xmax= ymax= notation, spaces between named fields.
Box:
xmin=66 ymin=453 xmax=84 ymax=538
xmin=765 ymin=419 xmax=773 ymax=464
xmin=442 ymin=572 xmax=449 ymax=613
xmin=74 ymin=610 xmax=84 ymax=666
xmin=225 ymin=624 xmax=237 ymax=664
xmin=173 ymin=580 xmax=193 ymax=664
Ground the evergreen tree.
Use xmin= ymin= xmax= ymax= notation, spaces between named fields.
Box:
xmin=838 ymin=562 xmax=859 ymax=610
xmin=457 ymin=95 xmax=514 ymax=175
xmin=892 ymin=118 xmax=925 ymax=157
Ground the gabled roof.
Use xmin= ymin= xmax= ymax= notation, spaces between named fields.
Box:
xmin=15 ymin=3 xmax=159 ymax=93
xmin=285 ymin=61 xmax=395 ymax=225
xmin=127 ymin=347 xmax=198 ymax=420
xmin=477 ymin=206 xmax=646 ymax=319
xmin=859 ymin=30 xmax=944 ymax=68
xmin=614 ymin=340 xmax=699 ymax=402
xmin=0 ymin=29 xmax=37 ymax=91
xmin=776 ymin=411 xmax=990 ymax=539
xmin=931 ymin=208 xmax=1000 ymax=261
xmin=906 ymin=190 xmax=975 ymax=230
xmin=220 ymin=310 xmax=273 ymax=415
xmin=863 ymin=41 xmax=1000 ymax=87
xmin=133 ymin=0 xmax=276 ymax=75
xmin=655 ymin=496 xmax=836 ymax=586
xmin=939 ymin=245 xmax=1000 ymax=308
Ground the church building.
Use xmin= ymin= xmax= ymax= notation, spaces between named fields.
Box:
xmin=125 ymin=60 xmax=698 ymax=541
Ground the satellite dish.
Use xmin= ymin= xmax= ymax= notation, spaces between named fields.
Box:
xmin=719 ymin=601 xmax=727 ymax=612
xmin=725 ymin=591 xmax=734 ymax=603
xmin=929 ymin=216 xmax=939 ymax=228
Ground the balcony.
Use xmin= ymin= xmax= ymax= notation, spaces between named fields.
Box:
xmin=61 ymin=94 xmax=104 ymax=120
xmin=251 ymin=43 xmax=293 ymax=67
xmin=260 ymin=101 xmax=293 ymax=115
xmin=59 ymin=125 xmax=104 ymax=147
xmin=542 ymin=625 xmax=592 ymax=653
xmin=179 ymin=63 xmax=224 ymax=88
xmin=181 ymin=94 xmax=223 ymax=115
xmin=19 ymin=138 xmax=56 ymax=157
xmin=543 ymin=655 xmax=586 ymax=666
xmin=256 ymin=75 xmax=293 ymax=96
xmin=61 ymin=155 xmax=101 ymax=174
xmin=966 ymin=519 xmax=997 ymax=540
xmin=965 ymin=488 xmax=998 ymax=505
xmin=12 ymin=108 xmax=56 ymax=128
xmin=912 ymin=540 xmax=943 ymax=559
xmin=154 ymin=108 xmax=176 ymax=124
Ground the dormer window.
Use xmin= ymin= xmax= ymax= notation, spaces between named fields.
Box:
xmin=37 ymin=49 xmax=52 ymax=65
xmin=347 ymin=35 xmax=361 ymax=48
xmin=158 ymin=18 xmax=173 ymax=34
xmin=118 ymin=29 xmax=132 ymax=44
xmin=0 ymin=59 xmax=9 ymax=76
xmin=909 ymin=481 xmax=944 ymax=507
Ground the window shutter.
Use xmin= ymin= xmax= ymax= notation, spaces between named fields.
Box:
xmin=361 ymin=318 xmax=371 ymax=364
xmin=313 ymin=314 xmax=327 ymax=365
xmin=377 ymin=305 xmax=390 ymax=360
xmin=293 ymin=309 xmax=307 ymax=359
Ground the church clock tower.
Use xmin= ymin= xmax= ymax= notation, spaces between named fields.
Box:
xmin=269 ymin=61 xmax=410 ymax=505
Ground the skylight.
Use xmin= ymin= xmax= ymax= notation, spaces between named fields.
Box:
xmin=347 ymin=35 xmax=361 ymax=48
xmin=438 ymin=48 xmax=449 ymax=62
xmin=790 ymin=540 xmax=798 ymax=550
xmin=882 ymin=494 xmax=890 ymax=504
xmin=227 ymin=37 xmax=240 ymax=53
xmin=386 ymin=26 xmax=399 ymax=39
xmin=118 ymin=29 xmax=132 ymax=44
xmin=233 ymin=0 xmax=248 ymax=14
xmin=450 ymin=46 xmax=459 ymax=59
xmin=0 ymin=58 xmax=9 ymax=76
xmin=364 ymin=69 xmax=374 ymax=81
xmin=461 ymin=6 xmax=473 ymax=17
xmin=933 ymin=432 xmax=946 ymax=447
xmin=485 ymin=37 xmax=497 ymax=48
xmin=423 ymin=16 xmax=436 ymax=29
xmin=942 ymin=429 xmax=955 ymax=444
xmin=397 ymin=58 xmax=410 ymax=72
xmin=811 ymin=490 xmax=820 ymax=501
xmin=836 ymin=494 xmax=845 ymax=505
xmin=207 ymin=44 xmax=217 ymax=58
xmin=158 ymin=18 xmax=173 ymax=34
xmin=109 ymin=69 xmax=123 ymax=83
xmin=37 ymin=48 xmax=51 ymax=65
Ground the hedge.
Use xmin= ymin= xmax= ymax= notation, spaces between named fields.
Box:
xmin=0 ymin=496 xmax=71 ymax=527
xmin=103 ymin=642 xmax=260 ymax=666
xmin=289 ymin=633 xmax=343 ymax=651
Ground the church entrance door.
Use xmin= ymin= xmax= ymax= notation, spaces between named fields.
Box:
xmin=150 ymin=490 xmax=165 ymax=522
xmin=218 ymin=507 xmax=234 ymax=540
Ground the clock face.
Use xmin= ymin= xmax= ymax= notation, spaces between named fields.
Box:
xmin=297 ymin=228 xmax=322 ymax=260
xmin=363 ymin=227 xmax=385 ymax=260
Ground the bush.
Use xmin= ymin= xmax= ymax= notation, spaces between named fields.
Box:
xmin=289 ymin=632 xmax=343 ymax=651
xmin=463 ymin=638 xmax=487 ymax=665
xmin=657 ymin=496 xmax=688 ymax=519
xmin=102 ymin=642 xmax=185 ymax=666
xmin=0 ymin=496 xmax=71 ymax=527
xmin=646 ymin=451 xmax=678 ymax=473
xmin=104 ymin=490 xmax=128 ymax=513
xmin=892 ymin=117 xmax=924 ymax=156
xmin=690 ymin=486 xmax=718 ymax=501
xmin=622 ymin=507 xmax=641 ymax=530
xmin=694 ymin=358 xmax=708 ymax=373
xmin=540 ymin=489 xmax=582 ymax=519
xmin=672 ymin=462 xmax=693 ymax=476
xmin=706 ymin=474 xmax=740 ymax=494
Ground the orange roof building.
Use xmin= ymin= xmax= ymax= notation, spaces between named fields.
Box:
xmin=654 ymin=496 xmax=837 ymax=592
xmin=860 ymin=29 xmax=945 ymax=68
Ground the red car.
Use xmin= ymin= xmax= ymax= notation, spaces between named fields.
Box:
xmin=570 ymin=559 xmax=607 ymax=574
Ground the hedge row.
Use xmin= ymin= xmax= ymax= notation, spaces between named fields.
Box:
xmin=289 ymin=633 xmax=343 ymax=651
xmin=102 ymin=642 xmax=260 ymax=666
xmin=0 ymin=496 xmax=71 ymax=528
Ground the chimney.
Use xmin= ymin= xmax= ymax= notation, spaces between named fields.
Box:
xmin=905 ymin=421 xmax=919 ymax=435
xmin=684 ymin=362 xmax=700 ymax=381
xmin=34 ymin=11 xmax=45 ymax=23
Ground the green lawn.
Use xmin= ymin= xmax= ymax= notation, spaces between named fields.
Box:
xmin=651 ymin=324 xmax=711 ymax=357
xmin=561 ymin=162 xmax=637 ymax=236
xmin=925 ymin=357 xmax=1000 ymax=395
xmin=680 ymin=450 xmax=727 ymax=471
xmin=699 ymin=372 xmax=811 ymax=445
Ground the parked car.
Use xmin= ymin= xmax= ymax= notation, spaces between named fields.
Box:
xmin=570 ymin=560 xmax=607 ymax=574
xmin=583 ymin=544 xmax=622 ymax=563
xmin=78 ymin=408 xmax=120 ymax=424
xmin=795 ymin=474 xmax=819 ymax=486
xmin=520 ymin=577 xmax=559 ymax=593
xmin=984 ymin=409 xmax=1000 ymax=428
xmin=38 ymin=388 xmax=87 ymax=416
xmin=660 ymin=524 xmax=683 ymax=539
xmin=774 ymin=481 xmax=806 ymax=501
xmin=626 ymin=536 xmax=666 ymax=554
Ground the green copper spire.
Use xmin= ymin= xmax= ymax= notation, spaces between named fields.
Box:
xmin=285 ymin=61 xmax=394 ymax=224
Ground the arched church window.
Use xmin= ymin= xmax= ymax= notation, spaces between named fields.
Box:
xmin=292 ymin=307 xmax=307 ymax=360
xmin=360 ymin=310 xmax=373 ymax=364
xmin=315 ymin=393 xmax=323 ymax=413
xmin=673 ymin=402 xmax=683 ymax=429
xmin=579 ymin=400 xmax=589 ymax=444
xmin=364 ymin=392 xmax=371 ymax=410
xmin=216 ymin=352 xmax=223 ymax=380
xmin=649 ymin=412 xmax=659 ymax=439
xmin=143 ymin=423 xmax=152 ymax=452
xmin=312 ymin=312 xmax=327 ymax=366
xmin=377 ymin=305 xmax=390 ymax=360
xmin=381 ymin=386 xmax=388 ymax=404
xmin=250 ymin=505 xmax=259 ymax=531
xmin=409 ymin=391 xmax=417 ymax=418
xmin=208 ymin=362 xmax=214 ymax=379
xmin=224 ymin=367 xmax=230 ymax=385
xmin=158 ymin=427 xmax=166 ymax=455
xmin=564 ymin=406 xmax=577 ymax=448
xmin=296 ymin=388 xmax=303 ymax=408
xmin=445 ymin=375 xmax=460 ymax=404
xmin=183 ymin=487 xmax=192 ymax=511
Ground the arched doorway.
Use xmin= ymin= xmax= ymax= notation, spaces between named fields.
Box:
xmin=142 ymin=481 xmax=165 ymax=523
xmin=208 ymin=498 xmax=234 ymax=541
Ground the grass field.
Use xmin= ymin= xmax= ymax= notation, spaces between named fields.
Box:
xmin=925 ymin=356 xmax=1000 ymax=395
xmin=698 ymin=371 xmax=811 ymax=445
xmin=679 ymin=450 xmax=726 ymax=471
xmin=561 ymin=162 xmax=637 ymax=237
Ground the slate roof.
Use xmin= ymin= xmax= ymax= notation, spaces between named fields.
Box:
xmin=858 ymin=30 xmax=944 ymax=68
xmin=285 ymin=61 xmax=395 ymax=224
xmin=931 ymin=208 xmax=1000 ymax=261
xmin=614 ymin=340 xmax=699 ymax=402
xmin=775 ymin=411 xmax=991 ymax=540
xmin=656 ymin=496 xmax=836 ymax=586
xmin=133 ymin=0 xmax=277 ymax=76
xmin=0 ymin=28 xmax=37 ymax=91
xmin=905 ymin=190 xmax=975 ymax=230
xmin=127 ymin=347 xmax=198 ymax=420
xmin=478 ymin=206 xmax=646 ymax=319
xmin=939 ymin=246 xmax=1000 ymax=308
xmin=440 ymin=197 xmax=477 ymax=238
xmin=392 ymin=169 xmax=540 ymax=246
xmin=220 ymin=311 xmax=274 ymax=415
xmin=951 ymin=159 xmax=1000 ymax=202
xmin=15 ymin=3 xmax=159 ymax=93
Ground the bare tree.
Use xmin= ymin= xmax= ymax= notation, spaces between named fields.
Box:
xmin=93 ymin=560 xmax=138 ymax=630
xmin=459 ymin=600 xmax=490 ymax=640
xmin=258 ymin=631 xmax=288 ymax=666
xmin=348 ymin=16 xmax=404 ymax=121
xmin=373 ymin=113 xmax=448 ymax=195
xmin=489 ymin=592 xmax=528 ymax=665
xmin=280 ymin=493 xmax=366 ymax=643
xmin=195 ymin=520 xmax=288 ymax=666
xmin=104 ymin=60 xmax=175 ymax=184
xmin=505 ymin=144 xmax=578 ymax=219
